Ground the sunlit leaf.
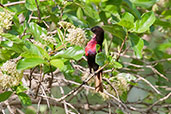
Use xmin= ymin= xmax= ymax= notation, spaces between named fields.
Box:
xmin=29 ymin=22 xmax=47 ymax=41
xmin=50 ymin=59 xmax=64 ymax=70
xmin=0 ymin=33 xmax=22 ymax=44
xmin=133 ymin=11 xmax=156 ymax=33
xmin=17 ymin=92 xmax=32 ymax=106
xmin=129 ymin=34 xmax=144 ymax=58
xmin=17 ymin=58 xmax=46 ymax=71
xmin=25 ymin=0 xmax=38 ymax=11
xmin=130 ymin=0 xmax=157 ymax=8
xmin=118 ymin=12 xmax=134 ymax=29
xmin=52 ymin=46 xmax=85 ymax=61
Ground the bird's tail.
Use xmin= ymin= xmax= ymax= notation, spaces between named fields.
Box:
xmin=95 ymin=71 xmax=103 ymax=92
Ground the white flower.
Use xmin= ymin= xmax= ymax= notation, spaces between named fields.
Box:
xmin=41 ymin=34 xmax=56 ymax=45
xmin=0 ymin=60 xmax=23 ymax=89
xmin=100 ymin=74 xmax=130 ymax=99
xmin=0 ymin=8 xmax=15 ymax=33
xmin=58 ymin=21 xmax=75 ymax=29
xmin=66 ymin=28 xmax=87 ymax=47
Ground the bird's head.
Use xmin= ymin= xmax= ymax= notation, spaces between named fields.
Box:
xmin=91 ymin=26 xmax=104 ymax=35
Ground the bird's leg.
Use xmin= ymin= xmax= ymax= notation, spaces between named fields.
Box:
xmin=89 ymin=67 xmax=92 ymax=73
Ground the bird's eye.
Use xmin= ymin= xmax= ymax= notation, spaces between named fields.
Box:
xmin=91 ymin=28 xmax=95 ymax=32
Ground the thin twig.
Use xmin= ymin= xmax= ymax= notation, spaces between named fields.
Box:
xmin=59 ymin=86 xmax=69 ymax=114
xmin=35 ymin=65 xmax=44 ymax=98
xmin=36 ymin=97 xmax=42 ymax=114
xmin=48 ymin=64 xmax=54 ymax=89
xmin=3 ymin=0 xmax=47 ymax=7
xmin=35 ymin=0 xmax=41 ymax=21
xmin=103 ymin=78 xmax=120 ymax=100
xmin=146 ymin=92 xmax=171 ymax=111
xmin=116 ymin=32 xmax=128 ymax=61
xmin=135 ymin=74 xmax=161 ymax=94
xmin=57 ymin=63 xmax=108 ymax=102
xmin=146 ymin=65 xmax=168 ymax=81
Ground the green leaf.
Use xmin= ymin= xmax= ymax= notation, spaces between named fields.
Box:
xmin=77 ymin=7 xmax=84 ymax=21
xmin=17 ymin=92 xmax=32 ymax=106
xmin=57 ymin=28 xmax=64 ymax=42
xmin=113 ymin=61 xmax=123 ymax=69
xmin=67 ymin=14 xmax=85 ymax=26
xmin=154 ymin=19 xmax=171 ymax=28
xmin=16 ymin=85 xmax=28 ymax=94
xmin=22 ymin=42 xmax=50 ymax=59
xmin=129 ymin=34 xmax=144 ymax=59
xmin=102 ymin=24 xmax=126 ymax=40
xmin=133 ymin=11 xmax=156 ymax=33
xmin=50 ymin=59 xmax=64 ymax=70
xmin=95 ymin=52 xmax=107 ymax=66
xmin=29 ymin=22 xmax=47 ymax=41
xmin=52 ymin=46 xmax=85 ymax=61
xmin=0 ymin=33 xmax=22 ymax=44
xmin=17 ymin=58 xmax=46 ymax=71
xmin=99 ymin=11 xmax=108 ymax=25
xmin=130 ymin=0 xmax=157 ymax=8
xmin=0 ymin=91 xmax=13 ymax=102
xmin=106 ymin=0 xmax=122 ymax=6
xmin=25 ymin=0 xmax=37 ymax=11
xmin=118 ymin=12 xmax=134 ymax=29
xmin=96 ymin=44 xmax=101 ymax=52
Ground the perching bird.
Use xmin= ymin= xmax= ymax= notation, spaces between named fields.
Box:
xmin=85 ymin=26 xmax=104 ymax=92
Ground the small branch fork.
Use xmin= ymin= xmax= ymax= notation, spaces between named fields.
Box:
xmin=116 ymin=32 xmax=128 ymax=61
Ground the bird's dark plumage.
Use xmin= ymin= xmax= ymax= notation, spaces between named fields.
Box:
xmin=85 ymin=26 xmax=104 ymax=92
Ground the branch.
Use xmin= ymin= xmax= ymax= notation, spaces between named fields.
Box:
xmin=4 ymin=97 xmax=108 ymax=111
xmin=116 ymin=32 xmax=128 ymax=61
xmin=3 ymin=0 xmax=47 ymax=7
xmin=134 ymin=74 xmax=161 ymax=94
xmin=146 ymin=92 xmax=171 ymax=111
xmin=35 ymin=0 xmax=41 ymax=21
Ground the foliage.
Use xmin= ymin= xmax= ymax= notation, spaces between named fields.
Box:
xmin=0 ymin=0 xmax=171 ymax=114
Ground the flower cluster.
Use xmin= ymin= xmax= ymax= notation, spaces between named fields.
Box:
xmin=100 ymin=75 xmax=130 ymax=99
xmin=32 ymin=39 xmax=46 ymax=49
xmin=58 ymin=21 xmax=75 ymax=29
xmin=0 ymin=60 xmax=23 ymax=89
xmin=58 ymin=21 xmax=87 ymax=47
xmin=66 ymin=28 xmax=87 ymax=47
xmin=31 ymin=34 xmax=56 ymax=51
xmin=0 ymin=8 xmax=15 ymax=33
xmin=41 ymin=34 xmax=57 ymax=45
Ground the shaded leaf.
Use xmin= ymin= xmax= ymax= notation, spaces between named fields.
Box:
xmin=96 ymin=52 xmax=107 ymax=66
xmin=99 ymin=11 xmax=108 ymax=24
xmin=0 ymin=91 xmax=13 ymax=102
xmin=102 ymin=24 xmax=126 ymax=40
